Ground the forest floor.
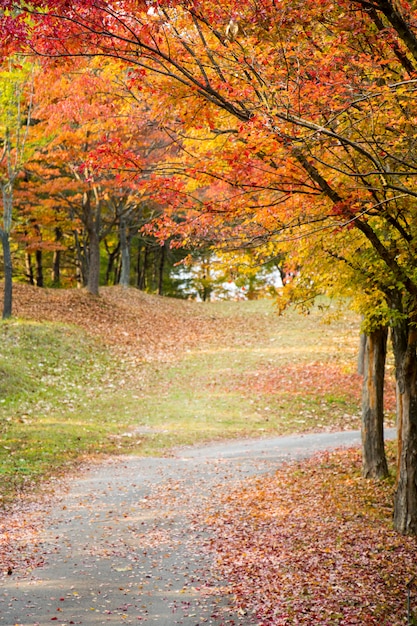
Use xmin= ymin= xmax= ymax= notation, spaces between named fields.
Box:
xmin=0 ymin=284 xmax=414 ymax=625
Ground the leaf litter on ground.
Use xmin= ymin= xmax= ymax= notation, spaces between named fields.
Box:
xmin=201 ymin=446 xmax=416 ymax=625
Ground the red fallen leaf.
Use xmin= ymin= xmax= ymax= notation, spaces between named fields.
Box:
xmin=51 ymin=619 xmax=58 ymax=622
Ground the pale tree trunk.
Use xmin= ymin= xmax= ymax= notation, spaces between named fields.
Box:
xmin=361 ymin=327 xmax=389 ymax=479
xmin=392 ymin=320 xmax=417 ymax=534
xmin=358 ymin=332 xmax=366 ymax=375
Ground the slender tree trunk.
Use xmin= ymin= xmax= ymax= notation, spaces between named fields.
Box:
xmin=114 ymin=260 xmax=121 ymax=285
xmin=84 ymin=193 xmax=101 ymax=296
xmin=392 ymin=319 xmax=417 ymax=534
xmin=104 ymin=241 xmax=120 ymax=285
xmin=1 ymin=180 xmax=13 ymax=319
xmin=361 ymin=327 xmax=389 ymax=479
xmin=25 ymin=251 xmax=34 ymax=285
xmin=87 ymin=227 xmax=100 ymax=296
xmin=51 ymin=250 xmax=61 ymax=286
xmin=35 ymin=250 xmax=43 ymax=287
xmin=51 ymin=227 xmax=62 ymax=286
xmin=119 ymin=216 xmax=131 ymax=287
xmin=1 ymin=229 xmax=12 ymax=319
xmin=73 ymin=230 xmax=85 ymax=287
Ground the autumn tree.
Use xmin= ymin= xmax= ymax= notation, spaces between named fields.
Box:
xmin=5 ymin=0 xmax=417 ymax=532
xmin=25 ymin=56 xmax=184 ymax=293
xmin=0 ymin=56 xmax=34 ymax=318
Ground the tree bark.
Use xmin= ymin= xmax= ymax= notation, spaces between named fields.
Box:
xmin=72 ymin=228 xmax=86 ymax=287
xmin=358 ymin=332 xmax=366 ymax=375
xmin=25 ymin=252 xmax=34 ymax=285
xmin=391 ymin=319 xmax=417 ymax=534
xmin=35 ymin=250 xmax=43 ymax=287
xmin=51 ymin=250 xmax=61 ymax=286
xmin=361 ymin=327 xmax=389 ymax=479
xmin=51 ymin=227 xmax=62 ymax=286
xmin=1 ymin=229 xmax=13 ymax=319
xmin=86 ymin=226 xmax=100 ymax=296
xmin=375 ymin=0 xmax=417 ymax=65
xmin=84 ymin=192 xmax=101 ymax=296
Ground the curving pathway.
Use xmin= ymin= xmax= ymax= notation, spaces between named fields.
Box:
xmin=1 ymin=429 xmax=395 ymax=626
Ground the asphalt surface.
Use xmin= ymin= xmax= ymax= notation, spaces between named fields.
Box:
xmin=1 ymin=429 xmax=396 ymax=626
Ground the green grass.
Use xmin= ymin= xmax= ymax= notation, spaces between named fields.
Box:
xmin=0 ymin=320 xmax=136 ymax=501
xmin=0 ymin=299 xmax=363 ymax=504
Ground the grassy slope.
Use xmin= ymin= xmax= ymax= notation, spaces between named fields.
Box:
xmin=2 ymin=285 xmax=412 ymax=624
xmin=0 ymin=285 xmax=393 ymax=502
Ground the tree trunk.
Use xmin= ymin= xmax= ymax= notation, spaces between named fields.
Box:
xmin=51 ymin=227 xmax=62 ymax=286
xmin=86 ymin=227 xmax=100 ymax=296
xmin=361 ymin=327 xmax=389 ymax=479
xmin=119 ymin=216 xmax=131 ymax=288
xmin=104 ymin=240 xmax=120 ymax=285
xmin=35 ymin=250 xmax=43 ymax=287
xmin=25 ymin=252 xmax=34 ymax=285
xmin=391 ymin=320 xmax=417 ymax=534
xmin=84 ymin=192 xmax=101 ymax=296
xmin=51 ymin=250 xmax=61 ymax=286
xmin=1 ymin=180 xmax=13 ymax=319
xmin=358 ymin=332 xmax=366 ymax=375
xmin=73 ymin=229 xmax=86 ymax=287
xmin=1 ymin=229 xmax=13 ymax=319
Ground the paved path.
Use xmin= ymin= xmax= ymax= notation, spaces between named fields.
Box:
xmin=1 ymin=430 xmax=395 ymax=626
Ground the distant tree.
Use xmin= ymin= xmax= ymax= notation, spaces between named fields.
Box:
xmin=0 ymin=57 xmax=34 ymax=318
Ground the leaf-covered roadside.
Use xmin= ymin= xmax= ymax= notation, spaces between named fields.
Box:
xmin=202 ymin=447 xmax=417 ymax=625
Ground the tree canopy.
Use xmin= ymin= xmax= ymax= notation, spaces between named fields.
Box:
xmin=2 ymin=0 xmax=417 ymax=532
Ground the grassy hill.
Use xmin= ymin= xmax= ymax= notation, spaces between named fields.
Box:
xmin=0 ymin=283 xmax=389 ymax=504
